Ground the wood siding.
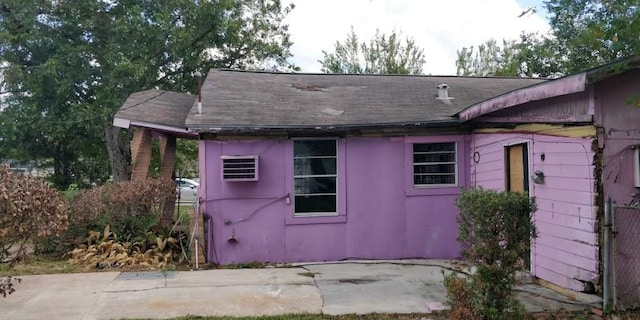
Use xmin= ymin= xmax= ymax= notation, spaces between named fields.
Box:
xmin=594 ymin=69 xmax=640 ymax=206
xmin=470 ymin=133 xmax=598 ymax=291
xmin=476 ymin=91 xmax=591 ymax=123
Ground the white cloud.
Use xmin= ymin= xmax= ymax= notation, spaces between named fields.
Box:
xmin=285 ymin=0 xmax=549 ymax=75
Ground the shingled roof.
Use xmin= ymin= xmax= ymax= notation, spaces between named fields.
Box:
xmin=113 ymin=89 xmax=196 ymax=135
xmin=185 ymin=69 xmax=546 ymax=133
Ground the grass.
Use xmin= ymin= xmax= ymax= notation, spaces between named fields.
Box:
xmin=175 ymin=204 xmax=193 ymax=227
xmin=132 ymin=314 xmax=447 ymax=320
xmin=0 ymin=253 xmax=198 ymax=276
xmin=129 ymin=309 xmax=640 ymax=320
xmin=0 ymin=255 xmax=84 ymax=276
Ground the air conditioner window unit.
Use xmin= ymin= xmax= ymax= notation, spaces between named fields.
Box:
xmin=221 ymin=155 xmax=259 ymax=181
xmin=634 ymin=147 xmax=640 ymax=188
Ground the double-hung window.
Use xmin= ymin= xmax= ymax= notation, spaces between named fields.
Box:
xmin=293 ymin=139 xmax=338 ymax=216
xmin=413 ymin=142 xmax=457 ymax=186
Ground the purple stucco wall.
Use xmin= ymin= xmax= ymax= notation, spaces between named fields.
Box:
xmin=199 ymin=135 xmax=467 ymax=264
xmin=594 ymin=69 xmax=640 ymax=206
xmin=470 ymin=133 xmax=598 ymax=291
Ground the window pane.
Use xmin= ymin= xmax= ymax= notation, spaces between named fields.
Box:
xmin=294 ymin=140 xmax=336 ymax=157
xmin=413 ymin=142 xmax=457 ymax=186
xmin=414 ymin=163 xmax=455 ymax=174
xmin=295 ymin=195 xmax=337 ymax=213
xmin=414 ymin=174 xmax=456 ymax=185
xmin=414 ymin=143 xmax=455 ymax=153
xmin=294 ymin=158 xmax=336 ymax=176
xmin=295 ymin=177 xmax=336 ymax=194
xmin=413 ymin=152 xmax=455 ymax=163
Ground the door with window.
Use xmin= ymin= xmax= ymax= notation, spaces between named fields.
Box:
xmin=505 ymin=143 xmax=531 ymax=270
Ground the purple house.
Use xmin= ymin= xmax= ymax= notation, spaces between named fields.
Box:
xmin=114 ymin=57 xmax=640 ymax=298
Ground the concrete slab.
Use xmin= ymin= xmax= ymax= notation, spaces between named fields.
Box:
xmin=303 ymin=262 xmax=449 ymax=315
xmin=301 ymin=262 xmax=600 ymax=315
xmin=91 ymin=268 xmax=322 ymax=319
xmin=516 ymin=284 xmax=601 ymax=312
xmin=0 ymin=272 xmax=119 ymax=320
xmin=0 ymin=260 xmax=601 ymax=319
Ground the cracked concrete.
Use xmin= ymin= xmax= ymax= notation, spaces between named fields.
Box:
xmin=0 ymin=261 xmax=601 ymax=319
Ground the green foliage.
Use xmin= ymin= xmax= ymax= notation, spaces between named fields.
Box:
xmin=455 ymin=33 xmax=564 ymax=78
xmin=319 ymin=27 xmax=425 ymax=75
xmin=0 ymin=0 xmax=295 ymax=189
xmin=456 ymin=1 xmax=640 ymax=78
xmin=35 ymin=178 xmax=176 ymax=256
xmin=545 ymin=0 xmax=640 ymax=73
xmin=444 ymin=188 xmax=537 ymax=320
xmin=0 ymin=164 xmax=68 ymax=264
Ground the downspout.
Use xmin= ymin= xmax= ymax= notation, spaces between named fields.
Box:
xmin=612 ymin=201 xmax=617 ymax=308
xmin=603 ymin=197 xmax=612 ymax=309
xmin=194 ymin=71 xmax=204 ymax=268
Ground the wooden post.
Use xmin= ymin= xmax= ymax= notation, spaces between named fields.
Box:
xmin=158 ymin=135 xmax=178 ymax=227
xmin=130 ymin=128 xmax=152 ymax=180
xmin=158 ymin=135 xmax=177 ymax=180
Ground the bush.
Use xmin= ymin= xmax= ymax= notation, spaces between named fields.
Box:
xmin=444 ymin=188 xmax=537 ymax=320
xmin=68 ymin=224 xmax=186 ymax=269
xmin=0 ymin=165 xmax=68 ymax=264
xmin=35 ymin=178 xmax=176 ymax=256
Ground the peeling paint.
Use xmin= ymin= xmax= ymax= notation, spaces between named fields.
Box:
xmin=473 ymin=124 xmax=596 ymax=138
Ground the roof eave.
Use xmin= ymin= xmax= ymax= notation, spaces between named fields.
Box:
xmin=457 ymin=73 xmax=586 ymax=122
xmin=114 ymin=117 xmax=196 ymax=136
xmin=187 ymin=119 xmax=462 ymax=134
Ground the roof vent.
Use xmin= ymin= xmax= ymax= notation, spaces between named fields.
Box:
xmin=436 ymin=84 xmax=454 ymax=105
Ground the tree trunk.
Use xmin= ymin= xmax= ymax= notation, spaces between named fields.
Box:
xmin=51 ymin=144 xmax=73 ymax=190
xmin=104 ymin=125 xmax=131 ymax=182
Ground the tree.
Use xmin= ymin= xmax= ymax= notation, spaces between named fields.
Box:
xmin=455 ymin=34 xmax=564 ymax=78
xmin=0 ymin=0 xmax=295 ymax=189
xmin=319 ymin=27 xmax=425 ymax=75
xmin=456 ymin=39 xmax=519 ymax=77
xmin=545 ymin=0 xmax=640 ymax=73
xmin=456 ymin=1 xmax=640 ymax=78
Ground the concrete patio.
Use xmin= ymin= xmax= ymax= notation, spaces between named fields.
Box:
xmin=0 ymin=260 xmax=602 ymax=320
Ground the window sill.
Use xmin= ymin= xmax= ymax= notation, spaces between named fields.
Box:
xmin=285 ymin=214 xmax=347 ymax=225
xmin=406 ymin=186 xmax=462 ymax=197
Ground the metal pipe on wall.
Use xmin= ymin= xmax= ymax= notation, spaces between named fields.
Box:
xmin=603 ymin=197 xmax=612 ymax=310
xmin=611 ymin=202 xmax=617 ymax=308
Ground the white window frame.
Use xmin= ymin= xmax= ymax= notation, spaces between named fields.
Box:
xmin=293 ymin=138 xmax=339 ymax=217
xmin=413 ymin=142 xmax=458 ymax=187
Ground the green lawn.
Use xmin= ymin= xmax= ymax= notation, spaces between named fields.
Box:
xmin=0 ymin=255 xmax=84 ymax=276
xmin=133 ymin=314 xmax=447 ymax=320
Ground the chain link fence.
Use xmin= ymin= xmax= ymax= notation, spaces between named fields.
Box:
xmin=614 ymin=205 xmax=640 ymax=308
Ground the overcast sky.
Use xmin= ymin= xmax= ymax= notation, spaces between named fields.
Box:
xmin=285 ymin=0 xmax=549 ymax=75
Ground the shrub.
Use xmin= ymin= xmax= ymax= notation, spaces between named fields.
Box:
xmin=444 ymin=188 xmax=537 ymax=320
xmin=0 ymin=165 xmax=68 ymax=264
xmin=35 ymin=178 xmax=176 ymax=256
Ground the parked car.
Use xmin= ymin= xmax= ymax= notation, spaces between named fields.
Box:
xmin=176 ymin=178 xmax=199 ymax=203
